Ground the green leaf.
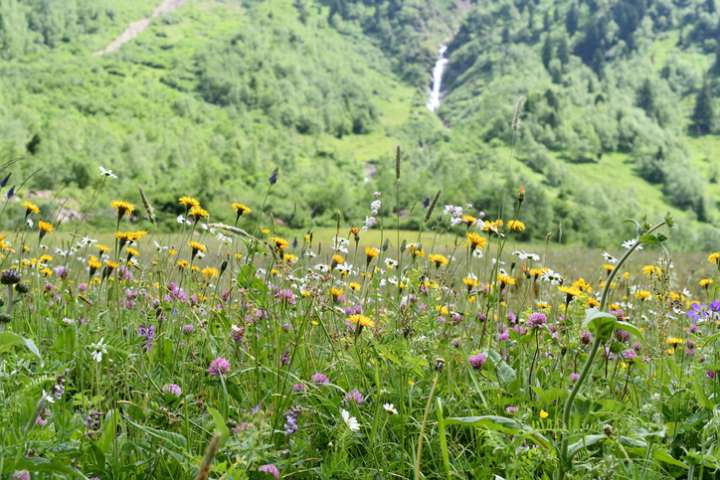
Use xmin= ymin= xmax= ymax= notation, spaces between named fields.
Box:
xmin=96 ymin=409 xmax=119 ymax=455
xmin=582 ymin=309 xmax=617 ymax=339
xmin=445 ymin=415 xmax=550 ymax=449
xmin=614 ymin=321 xmax=643 ymax=338
xmin=651 ymin=446 xmax=687 ymax=469
xmin=568 ymin=434 xmax=607 ymax=457
xmin=486 ymin=350 xmax=517 ymax=387
xmin=0 ymin=331 xmax=42 ymax=360
xmin=208 ymin=407 xmax=230 ymax=440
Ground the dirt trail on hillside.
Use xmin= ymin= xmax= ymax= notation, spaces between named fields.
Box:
xmin=95 ymin=0 xmax=185 ymax=56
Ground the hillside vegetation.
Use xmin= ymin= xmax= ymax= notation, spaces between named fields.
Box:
xmin=0 ymin=0 xmax=718 ymax=248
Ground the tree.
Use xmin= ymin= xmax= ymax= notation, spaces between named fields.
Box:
xmin=691 ymin=80 xmax=715 ymax=135
xmin=557 ymin=35 xmax=570 ymax=65
xmin=541 ymin=36 xmax=553 ymax=69
xmin=565 ymin=2 xmax=579 ymax=35
xmin=635 ymin=79 xmax=656 ymax=119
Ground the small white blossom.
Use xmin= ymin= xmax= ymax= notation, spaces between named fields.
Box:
xmin=341 ymin=409 xmax=360 ymax=432
xmin=99 ymin=166 xmax=117 ymax=179
xmin=383 ymin=403 xmax=398 ymax=415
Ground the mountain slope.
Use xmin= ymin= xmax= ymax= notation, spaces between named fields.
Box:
xmin=0 ymin=0 xmax=719 ymax=249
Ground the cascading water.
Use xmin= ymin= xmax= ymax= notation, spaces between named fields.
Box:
xmin=426 ymin=45 xmax=448 ymax=112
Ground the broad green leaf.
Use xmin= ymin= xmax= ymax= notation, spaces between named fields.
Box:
xmin=445 ymin=415 xmax=550 ymax=449
xmin=0 ymin=331 xmax=42 ymax=360
xmin=208 ymin=407 xmax=230 ymax=440
xmin=614 ymin=321 xmax=643 ymax=338
xmin=486 ymin=350 xmax=517 ymax=387
xmin=651 ymin=446 xmax=687 ymax=469
xmin=582 ymin=309 xmax=617 ymax=339
xmin=568 ymin=434 xmax=606 ymax=457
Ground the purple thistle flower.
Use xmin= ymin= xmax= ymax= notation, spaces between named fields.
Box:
xmin=292 ymin=383 xmax=305 ymax=393
xmin=54 ymin=265 xmax=67 ymax=279
xmin=258 ymin=464 xmax=280 ymax=480
xmin=284 ymin=406 xmax=301 ymax=435
xmin=182 ymin=324 xmax=194 ymax=334
xmin=527 ymin=312 xmax=547 ymax=328
xmin=505 ymin=405 xmax=518 ymax=415
xmin=468 ymin=353 xmax=487 ymax=369
xmin=707 ymin=370 xmax=717 ymax=380
xmin=498 ymin=329 xmax=510 ymax=342
xmin=311 ymin=372 xmax=329 ymax=384
xmin=570 ymin=372 xmax=580 ymax=382
xmin=163 ymin=383 xmax=182 ymax=396
xmin=622 ymin=349 xmax=637 ymax=361
xmin=580 ymin=331 xmax=593 ymax=345
xmin=12 ymin=471 xmax=30 ymax=480
xmin=275 ymin=288 xmax=296 ymax=305
xmin=208 ymin=357 xmax=230 ymax=376
xmin=344 ymin=388 xmax=365 ymax=405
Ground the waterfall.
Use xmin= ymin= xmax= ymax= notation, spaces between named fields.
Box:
xmin=426 ymin=45 xmax=448 ymax=112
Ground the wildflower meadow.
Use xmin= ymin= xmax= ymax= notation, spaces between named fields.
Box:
xmin=1 ymin=160 xmax=720 ymax=480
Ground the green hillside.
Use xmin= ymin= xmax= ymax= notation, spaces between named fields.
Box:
xmin=0 ymin=0 xmax=719 ymax=248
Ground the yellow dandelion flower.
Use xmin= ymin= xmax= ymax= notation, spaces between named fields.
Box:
xmin=348 ymin=314 xmax=375 ymax=328
xmin=22 ymin=200 xmax=40 ymax=216
xmin=507 ymin=219 xmax=525 ymax=232
xmin=188 ymin=205 xmax=209 ymax=221
xmin=202 ymin=267 xmax=219 ymax=279
xmin=699 ymin=278 xmax=713 ymax=289
xmin=179 ymin=196 xmax=200 ymax=209
xmin=365 ymin=246 xmax=380 ymax=263
xmin=635 ymin=290 xmax=652 ymax=301
xmin=428 ymin=254 xmax=449 ymax=268
xmin=539 ymin=410 xmax=549 ymax=419
xmin=467 ymin=232 xmax=487 ymax=251
xmin=270 ymin=236 xmax=289 ymax=251
xmin=708 ymin=252 xmax=720 ymax=265
xmin=111 ymin=200 xmax=135 ymax=219
xmin=231 ymin=202 xmax=252 ymax=218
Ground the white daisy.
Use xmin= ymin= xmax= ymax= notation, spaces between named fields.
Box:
xmin=383 ymin=403 xmax=398 ymax=415
xmin=341 ymin=409 xmax=360 ymax=432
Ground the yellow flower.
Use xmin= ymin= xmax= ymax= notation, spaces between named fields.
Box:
xmin=467 ymin=232 xmax=487 ymax=251
xmin=126 ymin=247 xmax=140 ymax=259
xmin=665 ymin=337 xmax=684 ymax=347
xmin=231 ymin=202 xmax=252 ymax=217
xmin=461 ymin=214 xmax=477 ymax=226
xmin=283 ymin=253 xmax=298 ymax=264
xmin=177 ymin=259 xmax=189 ymax=269
xmin=559 ymin=285 xmax=581 ymax=302
xmin=349 ymin=282 xmax=361 ymax=292
xmin=270 ymin=236 xmax=289 ymax=251
xmin=365 ymin=246 xmax=380 ymax=263
xmin=572 ymin=278 xmax=592 ymax=293
xmin=189 ymin=241 xmax=207 ymax=257
xmin=602 ymin=263 xmax=614 ymax=273
xmin=179 ymin=196 xmax=200 ymax=209
xmin=188 ymin=205 xmax=209 ymax=221
xmin=88 ymin=256 xmax=102 ymax=275
xmin=40 ymin=267 xmax=53 ymax=277
xmin=507 ymin=219 xmax=525 ymax=232
xmin=539 ymin=410 xmax=549 ymax=419
xmin=97 ymin=244 xmax=110 ymax=254
xmin=39 ymin=254 xmax=53 ymax=264
xmin=111 ymin=200 xmax=135 ymax=219
xmin=330 ymin=287 xmax=344 ymax=301
xmin=22 ymin=201 xmax=40 ymax=216
xmin=708 ymin=252 xmax=720 ymax=265
xmin=497 ymin=273 xmax=516 ymax=288
xmin=38 ymin=220 xmax=54 ymax=237
xmin=635 ymin=290 xmax=651 ymax=301
xmin=481 ymin=219 xmax=504 ymax=234
xmin=406 ymin=243 xmax=425 ymax=258
xmin=463 ymin=275 xmax=479 ymax=290
xmin=586 ymin=297 xmax=600 ymax=308
xmin=436 ymin=305 xmax=450 ymax=316
xmin=202 ymin=267 xmax=219 ymax=279
xmin=699 ymin=278 xmax=713 ymax=289
xmin=642 ymin=265 xmax=662 ymax=277
xmin=528 ymin=267 xmax=548 ymax=279
xmin=348 ymin=314 xmax=375 ymax=328
xmin=331 ymin=254 xmax=345 ymax=267
xmin=105 ymin=259 xmax=119 ymax=271
xmin=428 ymin=254 xmax=449 ymax=268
